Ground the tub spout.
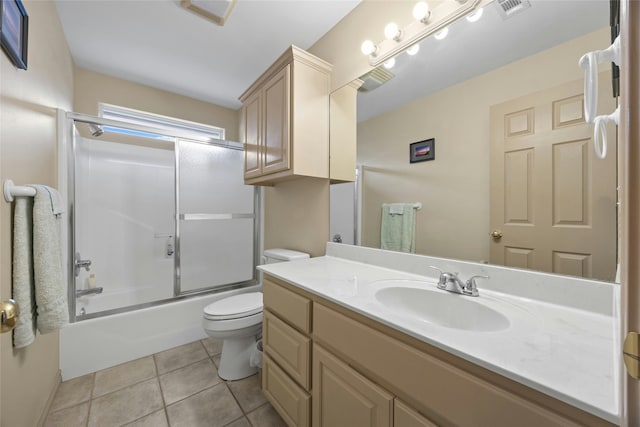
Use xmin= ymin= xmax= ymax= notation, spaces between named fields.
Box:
xmin=76 ymin=287 xmax=103 ymax=297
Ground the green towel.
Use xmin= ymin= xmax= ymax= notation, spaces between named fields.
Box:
xmin=380 ymin=203 xmax=416 ymax=253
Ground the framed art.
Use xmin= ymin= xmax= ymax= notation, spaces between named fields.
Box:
xmin=409 ymin=138 xmax=435 ymax=163
xmin=1 ymin=0 xmax=28 ymax=70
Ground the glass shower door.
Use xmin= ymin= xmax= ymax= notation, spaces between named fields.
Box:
xmin=73 ymin=131 xmax=176 ymax=317
xmin=176 ymin=140 xmax=258 ymax=294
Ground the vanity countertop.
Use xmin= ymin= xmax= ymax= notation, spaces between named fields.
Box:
xmin=258 ymin=254 xmax=619 ymax=424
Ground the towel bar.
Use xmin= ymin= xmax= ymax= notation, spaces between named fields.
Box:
xmin=3 ymin=180 xmax=36 ymax=202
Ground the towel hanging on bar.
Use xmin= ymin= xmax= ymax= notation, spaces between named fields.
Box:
xmin=10 ymin=184 xmax=68 ymax=348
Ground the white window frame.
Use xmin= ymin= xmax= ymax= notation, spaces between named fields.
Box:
xmin=98 ymin=103 xmax=225 ymax=142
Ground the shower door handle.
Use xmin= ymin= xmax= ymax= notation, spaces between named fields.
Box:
xmin=74 ymin=252 xmax=92 ymax=277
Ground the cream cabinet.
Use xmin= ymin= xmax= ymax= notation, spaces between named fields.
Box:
xmin=262 ymin=277 xmax=312 ymax=427
xmin=262 ymin=274 xmax=613 ymax=427
xmin=240 ymin=46 xmax=332 ymax=186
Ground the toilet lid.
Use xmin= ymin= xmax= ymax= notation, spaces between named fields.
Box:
xmin=204 ymin=292 xmax=263 ymax=320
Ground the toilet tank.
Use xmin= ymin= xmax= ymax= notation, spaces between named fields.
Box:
xmin=263 ymin=248 xmax=310 ymax=264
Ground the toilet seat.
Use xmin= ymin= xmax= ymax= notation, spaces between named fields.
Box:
xmin=203 ymin=292 xmax=263 ymax=321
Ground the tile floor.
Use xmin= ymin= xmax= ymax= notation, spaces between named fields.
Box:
xmin=44 ymin=338 xmax=286 ymax=427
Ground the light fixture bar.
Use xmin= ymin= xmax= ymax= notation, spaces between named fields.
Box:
xmin=367 ymin=0 xmax=483 ymax=67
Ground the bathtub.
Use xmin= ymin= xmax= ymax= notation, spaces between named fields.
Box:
xmin=60 ymin=284 xmax=260 ymax=380
xmin=75 ymin=284 xmax=170 ymax=317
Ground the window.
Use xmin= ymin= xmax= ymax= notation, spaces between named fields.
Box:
xmin=99 ymin=103 xmax=226 ymax=143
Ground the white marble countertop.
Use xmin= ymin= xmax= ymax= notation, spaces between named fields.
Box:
xmin=258 ymin=253 xmax=619 ymax=424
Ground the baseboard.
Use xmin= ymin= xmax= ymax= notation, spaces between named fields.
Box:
xmin=37 ymin=369 xmax=62 ymax=427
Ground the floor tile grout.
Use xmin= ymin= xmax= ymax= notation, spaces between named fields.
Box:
xmin=45 ymin=338 xmax=284 ymax=427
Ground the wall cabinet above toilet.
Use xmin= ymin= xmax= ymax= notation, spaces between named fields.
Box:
xmin=239 ymin=46 xmax=332 ymax=186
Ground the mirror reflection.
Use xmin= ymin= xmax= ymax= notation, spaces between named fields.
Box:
xmin=330 ymin=0 xmax=619 ymax=282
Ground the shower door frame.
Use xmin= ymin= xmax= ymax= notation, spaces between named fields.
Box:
xmin=65 ymin=112 xmax=261 ymax=322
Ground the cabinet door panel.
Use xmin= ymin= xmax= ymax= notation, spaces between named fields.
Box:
xmin=263 ymin=64 xmax=290 ymax=175
xmin=313 ymin=344 xmax=392 ymax=427
xmin=243 ymin=90 xmax=261 ymax=179
xmin=264 ymin=310 xmax=311 ymax=390
xmin=263 ymin=354 xmax=310 ymax=427
xmin=263 ymin=278 xmax=312 ymax=333
xmin=395 ymin=400 xmax=439 ymax=427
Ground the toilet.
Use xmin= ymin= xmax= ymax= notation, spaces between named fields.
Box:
xmin=202 ymin=248 xmax=310 ymax=380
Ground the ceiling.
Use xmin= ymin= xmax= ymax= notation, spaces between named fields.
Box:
xmin=54 ymin=1 xmax=609 ymax=122
xmin=54 ymin=0 xmax=361 ymax=111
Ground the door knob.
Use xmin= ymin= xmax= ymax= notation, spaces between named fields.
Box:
xmin=490 ymin=230 xmax=503 ymax=241
xmin=1 ymin=299 xmax=19 ymax=333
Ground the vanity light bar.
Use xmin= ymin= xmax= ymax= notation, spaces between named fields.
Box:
xmin=363 ymin=0 xmax=484 ymax=67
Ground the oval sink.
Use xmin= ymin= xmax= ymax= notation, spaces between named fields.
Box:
xmin=375 ymin=286 xmax=510 ymax=332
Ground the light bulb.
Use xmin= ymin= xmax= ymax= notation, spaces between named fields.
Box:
xmin=413 ymin=1 xmax=430 ymax=22
xmin=383 ymin=58 xmax=396 ymax=69
xmin=384 ymin=22 xmax=402 ymax=41
xmin=434 ymin=27 xmax=449 ymax=40
xmin=466 ymin=8 xmax=483 ymax=22
xmin=361 ymin=40 xmax=377 ymax=56
xmin=406 ymin=44 xmax=420 ymax=56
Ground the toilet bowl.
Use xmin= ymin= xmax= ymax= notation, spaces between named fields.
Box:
xmin=202 ymin=248 xmax=310 ymax=381
xmin=203 ymin=291 xmax=263 ymax=380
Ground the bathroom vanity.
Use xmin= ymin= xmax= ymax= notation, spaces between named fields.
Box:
xmin=259 ymin=243 xmax=619 ymax=427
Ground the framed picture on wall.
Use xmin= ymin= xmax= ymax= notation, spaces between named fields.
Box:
xmin=409 ymin=138 xmax=435 ymax=163
xmin=1 ymin=0 xmax=28 ymax=70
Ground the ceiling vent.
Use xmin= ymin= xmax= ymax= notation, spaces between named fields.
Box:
xmin=358 ymin=67 xmax=395 ymax=92
xmin=495 ymin=0 xmax=532 ymax=20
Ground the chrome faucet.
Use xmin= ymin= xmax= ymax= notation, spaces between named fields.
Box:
xmin=429 ymin=266 xmax=489 ymax=297
xmin=74 ymin=252 xmax=92 ymax=277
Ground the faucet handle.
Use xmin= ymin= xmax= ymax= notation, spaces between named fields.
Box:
xmin=428 ymin=266 xmax=446 ymax=288
xmin=464 ymin=275 xmax=489 ymax=297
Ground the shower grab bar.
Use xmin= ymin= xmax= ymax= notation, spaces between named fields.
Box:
xmin=3 ymin=180 xmax=36 ymax=202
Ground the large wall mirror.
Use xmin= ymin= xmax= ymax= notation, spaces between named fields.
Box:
xmin=330 ymin=0 xmax=620 ymax=283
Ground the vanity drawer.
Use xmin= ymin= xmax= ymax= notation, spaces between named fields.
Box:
xmin=263 ymin=353 xmax=310 ymax=427
xmin=263 ymin=309 xmax=311 ymax=390
xmin=313 ymin=303 xmax=584 ymax=427
xmin=263 ymin=276 xmax=312 ymax=333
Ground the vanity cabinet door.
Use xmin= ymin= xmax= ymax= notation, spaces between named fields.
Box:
xmin=262 ymin=65 xmax=291 ymax=176
xmin=243 ymin=89 xmax=262 ymax=179
xmin=313 ymin=344 xmax=393 ymax=427
xmin=263 ymin=354 xmax=310 ymax=427
xmin=394 ymin=400 xmax=439 ymax=427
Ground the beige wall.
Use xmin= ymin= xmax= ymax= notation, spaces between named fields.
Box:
xmin=74 ymin=68 xmax=240 ymax=141
xmin=264 ymin=178 xmax=329 ymax=257
xmin=0 ymin=1 xmax=75 ymax=425
xmin=357 ymin=28 xmax=611 ymax=262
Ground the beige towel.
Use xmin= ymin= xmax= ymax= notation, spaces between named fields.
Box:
xmin=32 ymin=185 xmax=68 ymax=334
xmin=12 ymin=197 xmax=36 ymax=348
